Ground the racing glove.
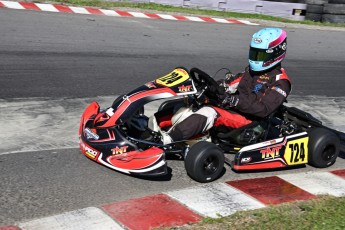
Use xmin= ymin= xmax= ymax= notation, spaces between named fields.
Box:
xmin=219 ymin=93 xmax=239 ymax=108
xmin=225 ymin=72 xmax=236 ymax=82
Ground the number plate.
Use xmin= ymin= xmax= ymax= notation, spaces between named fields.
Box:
xmin=156 ymin=68 xmax=190 ymax=87
xmin=284 ymin=137 xmax=309 ymax=165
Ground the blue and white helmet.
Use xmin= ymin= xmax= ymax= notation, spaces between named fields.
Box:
xmin=249 ymin=28 xmax=287 ymax=72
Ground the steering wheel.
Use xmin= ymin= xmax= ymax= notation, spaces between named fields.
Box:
xmin=190 ymin=67 xmax=224 ymax=98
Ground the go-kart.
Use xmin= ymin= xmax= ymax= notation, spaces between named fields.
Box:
xmin=79 ymin=67 xmax=345 ymax=182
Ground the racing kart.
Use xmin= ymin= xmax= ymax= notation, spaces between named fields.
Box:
xmin=79 ymin=67 xmax=345 ymax=182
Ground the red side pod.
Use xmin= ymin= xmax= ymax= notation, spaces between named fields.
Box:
xmin=79 ymin=102 xmax=100 ymax=136
xmin=233 ymin=160 xmax=287 ymax=171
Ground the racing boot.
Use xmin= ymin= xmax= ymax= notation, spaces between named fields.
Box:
xmin=160 ymin=131 xmax=173 ymax=145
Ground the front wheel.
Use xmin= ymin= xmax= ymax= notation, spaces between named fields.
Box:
xmin=184 ymin=141 xmax=225 ymax=183
xmin=308 ymin=128 xmax=340 ymax=168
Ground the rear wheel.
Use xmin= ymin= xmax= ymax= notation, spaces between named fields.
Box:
xmin=308 ymin=128 xmax=340 ymax=168
xmin=185 ymin=141 xmax=225 ymax=183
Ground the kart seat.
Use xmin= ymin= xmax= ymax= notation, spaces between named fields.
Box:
xmin=216 ymin=120 xmax=267 ymax=145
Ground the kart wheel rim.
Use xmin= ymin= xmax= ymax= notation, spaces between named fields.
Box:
xmin=321 ymin=144 xmax=336 ymax=161
xmin=202 ymin=155 xmax=219 ymax=175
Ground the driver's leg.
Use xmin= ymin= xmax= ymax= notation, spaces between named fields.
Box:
xmin=161 ymin=107 xmax=217 ymax=144
xmin=213 ymin=107 xmax=252 ymax=128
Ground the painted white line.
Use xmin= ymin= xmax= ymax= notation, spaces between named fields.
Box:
xmin=166 ymin=183 xmax=265 ymax=218
xmin=36 ymin=3 xmax=59 ymax=12
xmin=0 ymin=146 xmax=77 ymax=156
xmin=69 ymin=6 xmax=90 ymax=14
xmin=99 ymin=9 xmax=121 ymax=17
xmin=279 ymin=172 xmax=345 ymax=197
xmin=2 ymin=0 xmax=24 ymax=9
xmin=19 ymin=207 xmax=124 ymax=230
xmin=0 ymin=95 xmax=344 ymax=155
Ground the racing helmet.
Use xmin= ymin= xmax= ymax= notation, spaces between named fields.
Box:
xmin=249 ymin=28 xmax=287 ymax=72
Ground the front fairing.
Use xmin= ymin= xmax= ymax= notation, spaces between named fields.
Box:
xmin=78 ymin=104 xmax=167 ymax=176
xmin=98 ymin=68 xmax=197 ymax=128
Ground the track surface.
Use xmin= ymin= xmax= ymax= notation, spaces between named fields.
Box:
xmin=1 ymin=8 xmax=345 ymax=225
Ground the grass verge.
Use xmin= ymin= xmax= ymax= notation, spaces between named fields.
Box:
xmin=29 ymin=0 xmax=345 ymax=27
xmin=176 ymin=196 xmax=345 ymax=230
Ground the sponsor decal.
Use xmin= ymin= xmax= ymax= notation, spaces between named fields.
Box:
xmin=145 ymin=82 xmax=157 ymax=88
xmin=281 ymin=42 xmax=287 ymax=50
xmin=256 ymin=79 xmax=267 ymax=84
xmin=266 ymin=48 xmax=274 ymax=53
xmin=252 ymin=84 xmax=263 ymax=93
xmin=111 ymin=146 xmax=129 ymax=155
xmin=178 ymin=85 xmax=193 ymax=92
xmin=261 ymin=145 xmax=282 ymax=160
xmin=272 ymin=86 xmax=287 ymax=97
xmin=253 ymin=38 xmax=262 ymax=44
xmin=80 ymin=142 xmax=99 ymax=159
xmin=241 ymin=157 xmax=252 ymax=164
xmin=106 ymin=108 xmax=114 ymax=116
xmin=84 ymin=128 xmax=99 ymax=140
xmin=259 ymin=74 xmax=270 ymax=80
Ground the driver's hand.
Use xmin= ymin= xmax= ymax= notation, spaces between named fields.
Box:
xmin=225 ymin=72 xmax=236 ymax=82
xmin=206 ymin=81 xmax=225 ymax=97
xmin=219 ymin=93 xmax=239 ymax=108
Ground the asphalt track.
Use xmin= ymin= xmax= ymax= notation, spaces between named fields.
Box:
xmin=1 ymin=6 xmax=345 ymax=226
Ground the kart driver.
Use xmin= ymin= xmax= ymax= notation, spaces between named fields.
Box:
xmin=161 ymin=27 xmax=292 ymax=144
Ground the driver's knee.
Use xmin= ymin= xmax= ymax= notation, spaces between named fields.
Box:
xmin=195 ymin=106 xmax=218 ymax=131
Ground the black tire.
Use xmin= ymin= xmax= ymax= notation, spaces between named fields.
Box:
xmin=185 ymin=141 xmax=225 ymax=183
xmin=307 ymin=4 xmax=324 ymax=13
xmin=308 ymin=128 xmax=340 ymax=168
xmin=323 ymin=3 xmax=345 ymax=14
xmin=322 ymin=13 xmax=345 ymax=23
xmin=305 ymin=12 xmax=323 ymax=21
xmin=329 ymin=0 xmax=345 ymax=4
xmin=305 ymin=0 xmax=328 ymax=4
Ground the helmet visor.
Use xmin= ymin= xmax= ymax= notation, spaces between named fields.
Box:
xmin=249 ymin=47 xmax=273 ymax=62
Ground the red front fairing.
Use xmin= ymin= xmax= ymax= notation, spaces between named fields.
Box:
xmin=78 ymin=68 xmax=195 ymax=176
xmin=79 ymin=102 xmax=167 ymax=176
xmin=107 ymin=147 xmax=164 ymax=170
xmin=79 ymin=101 xmax=99 ymax=135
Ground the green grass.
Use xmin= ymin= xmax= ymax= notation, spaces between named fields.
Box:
xmin=30 ymin=0 xmax=345 ymax=27
xmin=176 ymin=196 xmax=345 ymax=230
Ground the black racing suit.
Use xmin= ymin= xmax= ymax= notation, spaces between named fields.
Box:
xmin=223 ymin=64 xmax=291 ymax=119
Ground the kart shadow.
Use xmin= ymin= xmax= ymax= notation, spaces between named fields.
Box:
xmin=132 ymin=167 xmax=173 ymax=182
xmin=133 ymin=155 xmax=184 ymax=182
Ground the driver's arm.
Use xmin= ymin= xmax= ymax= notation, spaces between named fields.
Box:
xmin=221 ymin=72 xmax=244 ymax=94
